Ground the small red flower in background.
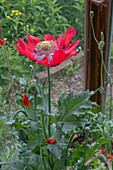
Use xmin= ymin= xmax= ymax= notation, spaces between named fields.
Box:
xmin=15 ymin=28 xmax=81 ymax=67
xmin=107 ymin=153 xmax=113 ymax=159
xmin=22 ymin=94 xmax=30 ymax=107
xmin=0 ymin=40 xmax=3 ymax=46
xmin=101 ymin=151 xmax=113 ymax=159
xmin=46 ymin=139 xmax=56 ymax=144
xmin=29 ymin=125 xmax=30 ymax=128
xmin=101 ymin=150 xmax=104 ymax=154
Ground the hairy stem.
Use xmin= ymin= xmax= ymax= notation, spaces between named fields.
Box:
xmin=47 ymin=66 xmax=51 ymax=137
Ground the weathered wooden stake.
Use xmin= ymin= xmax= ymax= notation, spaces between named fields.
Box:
xmin=84 ymin=0 xmax=112 ymax=105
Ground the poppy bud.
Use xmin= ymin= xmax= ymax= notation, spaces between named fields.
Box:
xmin=101 ymin=32 xmax=104 ymax=41
xmin=98 ymin=41 xmax=104 ymax=50
xmin=30 ymin=83 xmax=35 ymax=87
xmin=101 ymin=150 xmax=104 ymax=154
xmin=22 ymin=94 xmax=30 ymax=107
xmin=46 ymin=139 xmax=56 ymax=144
xmin=85 ymin=127 xmax=90 ymax=138
xmin=97 ymin=153 xmax=107 ymax=164
xmin=90 ymin=11 xmax=94 ymax=19
xmin=107 ymin=153 xmax=113 ymax=159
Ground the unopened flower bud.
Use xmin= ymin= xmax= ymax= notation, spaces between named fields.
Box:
xmin=97 ymin=153 xmax=107 ymax=164
xmin=98 ymin=41 xmax=104 ymax=50
xmin=85 ymin=127 xmax=90 ymax=138
xmin=30 ymin=83 xmax=35 ymax=87
xmin=85 ymin=127 xmax=90 ymax=130
xmin=101 ymin=32 xmax=104 ymax=41
xmin=90 ymin=11 xmax=94 ymax=19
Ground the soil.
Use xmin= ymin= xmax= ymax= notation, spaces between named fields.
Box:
xmin=49 ymin=58 xmax=113 ymax=104
xmin=50 ymin=58 xmax=84 ymax=103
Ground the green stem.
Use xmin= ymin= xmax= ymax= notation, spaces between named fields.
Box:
xmin=40 ymin=145 xmax=46 ymax=170
xmin=47 ymin=66 xmax=51 ymax=113
xmin=105 ymin=142 xmax=108 ymax=162
xmin=83 ymin=137 xmax=88 ymax=169
xmin=41 ymin=115 xmax=47 ymax=139
xmin=110 ymin=82 xmax=112 ymax=120
xmin=47 ymin=66 xmax=51 ymax=137
xmin=100 ymin=50 xmax=105 ymax=115
xmin=108 ymin=139 xmax=113 ymax=169
xmin=65 ymin=132 xmax=75 ymax=166
xmin=47 ymin=66 xmax=54 ymax=169
xmin=0 ymin=119 xmax=6 ymax=160
xmin=14 ymin=110 xmax=28 ymax=118
xmin=90 ymin=19 xmax=98 ymax=44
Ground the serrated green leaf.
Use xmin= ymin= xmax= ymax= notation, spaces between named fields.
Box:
xmin=58 ymin=90 xmax=93 ymax=122
xmin=19 ymin=78 xmax=26 ymax=86
xmin=47 ymin=144 xmax=61 ymax=160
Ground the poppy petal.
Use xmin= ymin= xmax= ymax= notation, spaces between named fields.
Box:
xmin=44 ymin=34 xmax=56 ymax=42
xmin=46 ymin=139 xmax=56 ymax=144
xmin=56 ymin=36 xmax=63 ymax=48
xmin=65 ymin=40 xmax=81 ymax=54
xmin=22 ymin=94 xmax=30 ymax=107
xmin=101 ymin=150 xmax=104 ymax=154
xmin=15 ymin=42 xmax=37 ymax=61
xmin=27 ymin=34 xmax=40 ymax=48
xmin=63 ymin=28 xmax=77 ymax=48
xmin=37 ymin=49 xmax=65 ymax=66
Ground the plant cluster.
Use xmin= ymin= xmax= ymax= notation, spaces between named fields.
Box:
xmin=0 ymin=0 xmax=84 ymax=107
xmin=0 ymin=0 xmax=84 ymax=44
xmin=0 ymin=69 xmax=108 ymax=170
xmin=0 ymin=2 xmax=113 ymax=169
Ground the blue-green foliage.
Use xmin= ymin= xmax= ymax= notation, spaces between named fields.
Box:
xmin=0 ymin=72 xmax=106 ymax=169
xmin=0 ymin=0 xmax=84 ymax=103
xmin=0 ymin=0 xmax=84 ymax=43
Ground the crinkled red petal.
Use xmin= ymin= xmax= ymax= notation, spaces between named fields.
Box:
xmin=0 ymin=40 xmax=3 ymax=45
xmin=44 ymin=34 xmax=56 ymax=42
xmin=46 ymin=139 xmax=56 ymax=144
xmin=101 ymin=150 xmax=104 ymax=154
xmin=27 ymin=34 xmax=40 ymax=48
xmin=23 ymin=94 xmax=27 ymax=98
xmin=65 ymin=51 xmax=77 ymax=59
xmin=65 ymin=40 xmax=81 ymax=54
xmin=15 ymin=42 xmax=37 ymax=61
xmin=56 ymin=36 xmax=63 ymax=48
xmin=63 ymin=28 xmax=77 ymax=48
xmin=22 ymin=97 xmax=30 ymax=107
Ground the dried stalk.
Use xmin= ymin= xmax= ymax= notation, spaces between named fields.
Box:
xmin=0 ymin=21 xmax=17 ymax=111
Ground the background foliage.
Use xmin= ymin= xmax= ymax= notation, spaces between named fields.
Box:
xmin=0 ymin=0 xmax=84 ymax=107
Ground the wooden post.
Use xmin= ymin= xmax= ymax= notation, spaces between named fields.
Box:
xmin=84 ymin=0 xmax=112 ymax=105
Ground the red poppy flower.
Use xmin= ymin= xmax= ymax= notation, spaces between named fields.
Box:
xmin=46 ymin=139 xmax=56 ymax=144
xmin=0 ymin=40 xmax=4 ymax=46
xmin=22 ymin=94 xmax=30 ymax=107
xmin=101 ymin=150 xmax=104 ymax=154
xmin=107 ymin=153 xmax=113 ymax=159
xmin=15 ymin=28 xmax=81 ymax=67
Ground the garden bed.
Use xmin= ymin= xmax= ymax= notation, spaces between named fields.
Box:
xmin=37 ymin=54 xmax=113 ymax=104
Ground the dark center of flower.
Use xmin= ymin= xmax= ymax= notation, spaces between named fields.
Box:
xmin=62 ymin=45 xmax=65 ymax=50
